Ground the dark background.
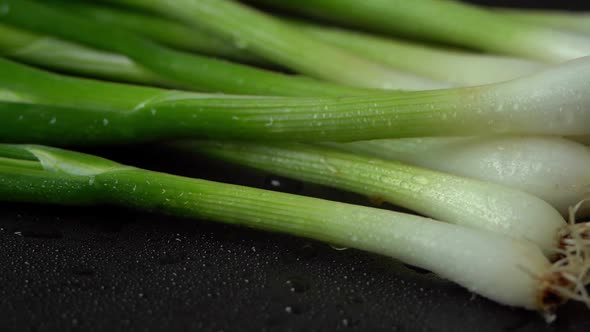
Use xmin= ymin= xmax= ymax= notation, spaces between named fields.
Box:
xmin=2 ymin=1 xmax=590 ymax=331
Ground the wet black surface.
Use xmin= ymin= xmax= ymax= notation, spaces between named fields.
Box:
xmin=1 ymin=145 xmax=590 ymax=332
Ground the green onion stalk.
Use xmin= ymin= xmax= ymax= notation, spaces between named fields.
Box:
xmin=0 ymin=143 xmax=589 ymax=316
xmin=0 ymin=24 xmax=174 ymax=87
xmin=178 ymin=140 xmax=579 ymax=257
xmin=48 ymin=0 xmax=268 ymax=66
xmin=44 ymin=1 xmax=547 ymax=87
xmin=92 ymin=0 xmax=449 ymax=90
xmin=499 ymin=8 xmax=590 ymax=36
xmin=1 ymin=58 xmax=590 ymax=144
xmin=0 ymin=0 xmax=374 ymax=96
xmin=289 ymin=19 xmax=546 ymax=86
xmin=248 ymin=0 xmax=590 ymax=63
xmin=327 ymin=136 xmax=590 ymax=217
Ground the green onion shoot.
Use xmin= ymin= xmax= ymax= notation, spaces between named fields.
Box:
xmin=179 ymin=140 xmax=585 ymax=258
xmin=248 ymin=0 xmax=590 ymax=63
xmin=328 ymin=136 xmax=590 ymax=217
xmin=0 ymin=143 xmax=589 ymax=318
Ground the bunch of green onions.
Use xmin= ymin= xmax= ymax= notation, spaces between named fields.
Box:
xmin=0 ymin=0 xmax=589 ymax=320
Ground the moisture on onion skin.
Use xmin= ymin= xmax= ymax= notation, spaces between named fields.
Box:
xmin=0 ymin=0 xmax=448 ymax=92
xmin=183 ymin=140 xmax=568 ymax=257
xmin=248 ymin=0 xmax=590 ymax=63
xmin=0 ymin=0 xmax=374 ymax=97
xmin=0 ymin=143 xmax=588 ymax=316
xmin=1 ymin=56 xmax=590 ymax=145
xmin=329 ymin=136 xmax=590 ymax=217
xmin=288 ymin=19 xmax=546 ymax=86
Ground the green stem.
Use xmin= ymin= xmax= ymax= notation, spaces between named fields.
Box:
xmin=290 ymin=19 xmax=545 ymax=86
xmin=0 ymin=0 xmax=368 ymax=96
xmin=0 ymin=157 xmax=43 ymax=170
xmin=0 ymin=143 xmax=458 ymax=259
xmin=178 ymin=140 xmax=565 ymax=252
xmin=250 ymin=0 xmax=590 ymax=63
xmin=111 ymin=0 xmax=449 ymax=90
xmin=1 ymin=58 xmax=589 ymax=144
xmin=0 ymin=144 xmax=566 ymax=311
xmin=499 ymin=8 xmax=590 ymax=36
xmin=0 ymin=23 xmax=172 ymax=87
xmin=51 ymin=1 xmax=268 ymax=66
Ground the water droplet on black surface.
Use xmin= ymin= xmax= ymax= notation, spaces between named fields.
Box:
xmin=284 ymin=304 xmax=303 ymax=315
xmin=285 ymin=278 xmax=309 ymax=293
xmin=158 ymin=251 xmax=187 ymax=265
xmin=294 ymin=243 xmax=318 ymax=259
xmin=12 ymin=223 xmax=63 ymax=239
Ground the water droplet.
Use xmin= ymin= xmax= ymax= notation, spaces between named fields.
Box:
xmin=265 ymin=117 xmax=274 ymax=127
xmin=283 ymin=305 xmax=303 ymax=314
xmin=330 ymin=244 xmax=349 ymax=251
xmin=88 ymin=176 xmax=95 ymax=185
xmin=412 ymin=176 xmax=429 ymax=185
xmin=102 ymin=118 xmax=109 ymax=126
xmin=49 ymin=117 xmax=56 ymax=125
xmin=285 ymin=278 xmax=309 ymax=293
xmin=151 ymin=108 xmax=157 ymax=116
xmin=12 ymin=223 xmax=62 ymax=239
xmin=233 ymin=38 xmax=248 ymax=49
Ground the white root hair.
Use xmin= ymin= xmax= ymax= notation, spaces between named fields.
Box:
xmin=541 ymin=198 xmax=590 ymax=316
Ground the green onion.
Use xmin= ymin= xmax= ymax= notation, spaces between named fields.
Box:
xmin=36 ymin=1 xmax=546 ymax=87
xmin=50 ymin=1 xmax=267 ymax=66
xmin=499 ymin=8 xmax=590 ymax=36
xmin=179 ymin=140 xmax=570 ymax=256
xmin=0 ymin=23 xmax=173 ymax=87
xmin=327 ymin=136 xmax=590 ymax=217
xmin=0 ymin=23 xmax=365 ymax=95
xmin=102 ymin=0 xmax=449 ymax=90
xmin=1 ymin=143 xmax=588 ymax=315
xmin=249 ymin=0 xmax=590 ymax=63
xmin=0 ymin=0 xmax=371 ymax=96
xmin=289 ymin=19 xmax=546 ymax=86
xmin=1 ymin=58 xmax=590 ymax=143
